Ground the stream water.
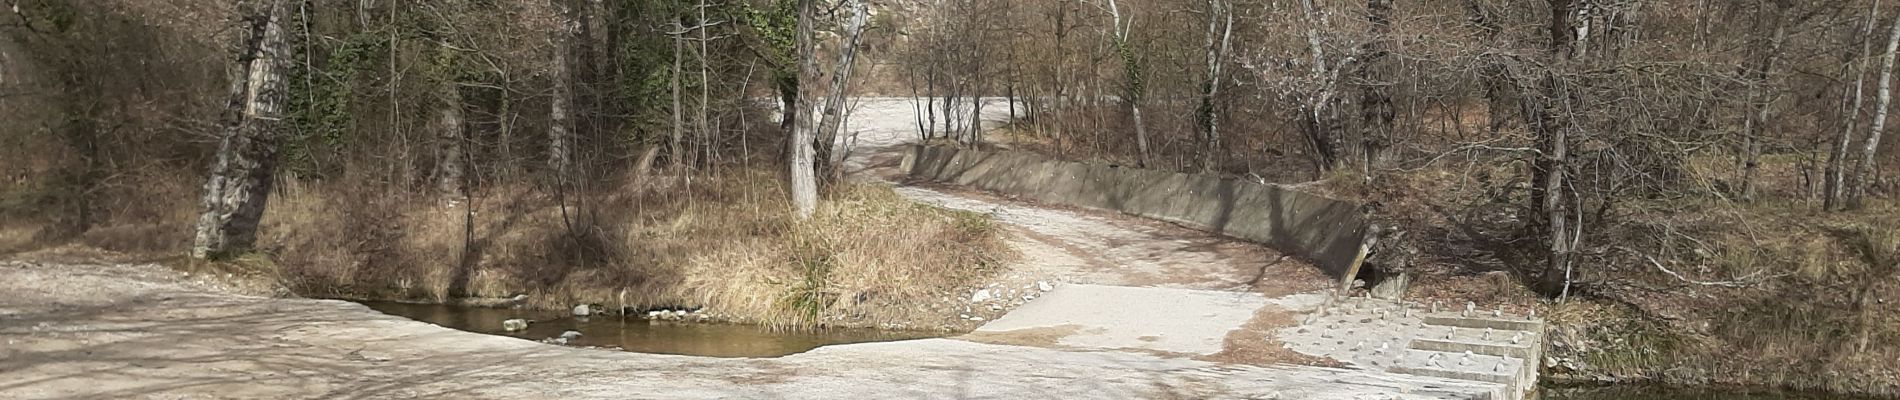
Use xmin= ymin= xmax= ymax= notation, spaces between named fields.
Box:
xmin=1540 ymin=384 xmax=1878 ymax=400
xmin=362 ymin=301 xmax=1871 ymax=398
xmin=358 ymin=301 xmax=941 ymax=358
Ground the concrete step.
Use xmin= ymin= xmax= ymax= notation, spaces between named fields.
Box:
xmin=1389 ymin=349 xmax=1524 ymax=379
xmin=1279 ymin=298 xmax=1545 ymax=400
xmin=1409 ymin=338 xmax=1537 ymax=359
xmin=1388 ymin=365 xmax=1519 ymax=386
xmin=1421 ymin=316 xmax=1543 ymax=332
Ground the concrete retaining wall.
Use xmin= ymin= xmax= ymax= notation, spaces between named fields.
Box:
xmin=901 ymin=145 xmax=1368 ymax=278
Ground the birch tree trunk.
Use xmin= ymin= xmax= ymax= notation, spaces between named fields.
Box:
xmin=191 ymin=0 xmax=293 ymax=259
xmin=1828 ymin=4 xmax=1880 ymax=210
xmin=817 ymin=0 xmax=867 ymax=181
xmin=789 ymin=0 xmax=820 ymax=218
xmin=1852 ymin=14 xmax=1900 ymax=208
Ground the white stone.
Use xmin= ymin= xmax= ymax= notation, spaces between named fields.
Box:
xmin=1037 ymin=281 xmax=1053 ymax=292
xmin=502 ymin=319 xmax=529 ymax=332
xmin=970 ymin=289 xmax=993 ymax=303
xmin=560 ymin=330 xmax=583 ymax=340
xmin=572 ymin=304 xmax=591 ymax=317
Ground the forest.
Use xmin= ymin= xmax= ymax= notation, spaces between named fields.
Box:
xmin=1 ymin=0 xmax=1898 ymax=396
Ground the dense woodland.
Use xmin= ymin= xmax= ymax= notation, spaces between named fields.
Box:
xmin=1 ymin=0 xmax=1899 ymax=394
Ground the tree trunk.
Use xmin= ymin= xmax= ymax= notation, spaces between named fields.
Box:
xmin=435 ymin=73 xmax=465 ymax=200
xmin=671 ymin=25 xmax=685 ymax=171
xmin=817 ymin=0 xmax=868 ymax=181
xmin=1106 ymin=0 xmax=1149 ymax=167
xmin=1198 ymin=0 xmax=1233 ymax=173
xmin=1852 ymin=14 xmax=1900 ymax=208
xmin=1358 ymin=0 xmax=1395 ymax=174
xmin=1827 ymin=5 xmax=1878 ymax=210
xmin=1532 ymin=0 xmax=1579 ymax=296
xmin=697 ymin=0 xmax=713 ymax=169
xmin=548 ymin=0 xmax=576 ymax=181
xmin=191 ymin=0 xmax=293 ymax=259
xmin=1739 ymin=2 xmax=1788 ymax=202
xmin=1298 ymin=0 xmax=1351 ymax=175
xmin=788 ymin=0 xmax=820 ymax=218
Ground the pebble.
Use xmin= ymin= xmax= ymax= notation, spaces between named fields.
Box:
xmin=1037 ymin=281 xmax=1053 ymax=292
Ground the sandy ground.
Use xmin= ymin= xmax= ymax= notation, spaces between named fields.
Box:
xmin=0 ymin=98 xmax=1503 ymax=399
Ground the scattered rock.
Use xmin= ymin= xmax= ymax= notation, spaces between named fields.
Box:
xmin=970 ymin=289 xmax=993 ymax=303
xmin=502 ymin=319 xmax=529 ymax=332
xmin=572 ymin=304 xmax=591 ymax=317
xmin=560 ymin=330 xmax=583 ymax=340
xmin=1037 ymin=281 xmax=1053 ymax=292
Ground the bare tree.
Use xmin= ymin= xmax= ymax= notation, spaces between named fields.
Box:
xmin=1296 ymin=0 xmax=1350 ymax=175
xmin=548 ymin=0 xmax=576 ymax=181
xmin=1104 ymin=0 xmax=1150 ymax=167
xmin=1851 ymin=12 xmax=1900 ymax=208
xmin=1356 ymin=0 xmax=1394 ymax=172
xmin=1828 ymin=2 xmax=1880 ymax=210
xmin=191 ymin=0 xmax=293 ymax=259
xmin=1738 ymin=0 xmax=1789 ymax=202
xmin=816 ymin=0 xmax=868 ymax=182
xmin=1197 ymin=0 xmax=1234 ymax=172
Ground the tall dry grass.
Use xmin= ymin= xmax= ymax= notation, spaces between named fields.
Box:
xmin=259 ymin=168 xmax=1010 ymax=330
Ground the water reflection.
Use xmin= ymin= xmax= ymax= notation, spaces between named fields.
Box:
xmin=359 ymin=301 xmax=941 ymax=358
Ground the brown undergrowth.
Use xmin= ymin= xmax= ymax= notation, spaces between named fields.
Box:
xmin=258 ymin=169 xmax=1011 ymax=330
xmin=2 ymin=168 xmax=1012 ymax=331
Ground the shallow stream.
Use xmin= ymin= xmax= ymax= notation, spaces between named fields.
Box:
xmin=1541 ymin=384 xmax=1878 ymax=399
xmin=362 ymin=301 xmax=1874 ymax=398
xmin=359 ymin=301 xmax=941 ymax=358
